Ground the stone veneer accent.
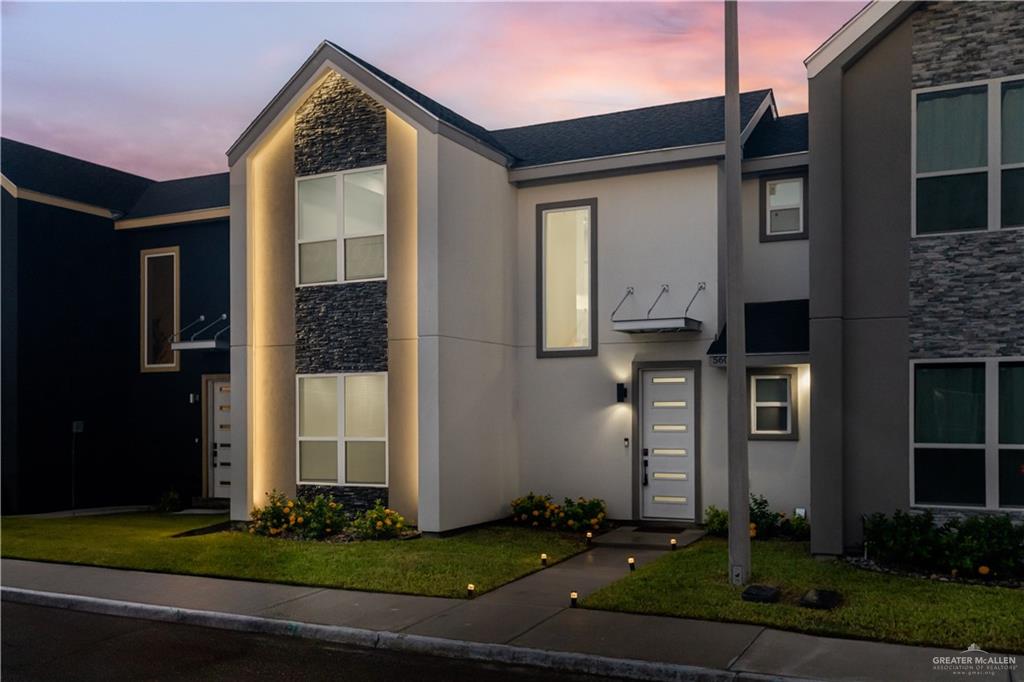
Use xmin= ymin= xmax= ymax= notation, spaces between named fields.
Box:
xmin=909 ymin=231 xmax=1024 ymax=357
xmin=297 ymin=484 xmax=387 ymax=516
xmin=911 ymin=1 xmax=1024 ymax=88
xmin=294 ymin=71 xmax=386 ymax=176
xmin=295 ymin=281 xmax=388 ymax=373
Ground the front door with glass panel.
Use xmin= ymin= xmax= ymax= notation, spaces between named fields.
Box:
xmin=640 ymin=369 xmax=696 ymax=520
xmin=209 ymin=380 xmax=231 ymax=498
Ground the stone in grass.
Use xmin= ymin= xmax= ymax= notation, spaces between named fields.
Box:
xmin=741 ymin=584 xmax=780 ymax=603
xmin=799 ymin=589 xmax=842 ymax=610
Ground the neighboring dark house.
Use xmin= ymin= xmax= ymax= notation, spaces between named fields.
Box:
xmin=2 ymin=138 xmax=230 ymax=514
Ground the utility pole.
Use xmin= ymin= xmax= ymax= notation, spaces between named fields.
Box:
xmin=724 ymin=0 xmax=751 ymax=586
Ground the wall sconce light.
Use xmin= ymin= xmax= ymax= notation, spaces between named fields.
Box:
xmin=616 ymin=383 xmax=628 ymax=403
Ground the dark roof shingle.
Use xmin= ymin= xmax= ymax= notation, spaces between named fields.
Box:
xmin=743 ymin=113 xmax=808 ymax=158
xmin=124 ymin=173 xmax=229 ymax=219
xmin=491 ymin=90 xmax=772 ymax=167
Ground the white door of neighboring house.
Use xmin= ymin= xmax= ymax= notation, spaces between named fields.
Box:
xmin=640 ymin=368 xmax=697 ymax=521
xmin=209 ymin=380 xmax=232 ymax=498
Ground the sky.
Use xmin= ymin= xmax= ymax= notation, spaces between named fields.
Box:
xmin=1 ymin=1 xmax=863 ymax=180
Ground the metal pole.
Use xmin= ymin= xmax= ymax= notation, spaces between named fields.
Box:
xmin=724 ymin=0 xmax=751 ymax=585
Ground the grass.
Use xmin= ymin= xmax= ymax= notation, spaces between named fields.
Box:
xmin=583 ymin=537 xmax=1024 ymax=652
xmin=0 ymin=513 xmax=585 ymax=598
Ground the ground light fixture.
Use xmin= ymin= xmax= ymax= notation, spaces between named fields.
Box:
xmin=540 ymin=553 xmax=548 ymax=566
xmin=467 ymin=583 xmax=475 ymax=598
xmin=570 ymin=591 xmax=578 ymax=607
xmin=628 ymin=556 xmax=636 ymax=571
xmin=585 ymin=531 xmax=593 ymax=545
xmin=670 ymin=538 xmax=678 ymax=550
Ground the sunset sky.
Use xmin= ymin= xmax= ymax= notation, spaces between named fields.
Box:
xmin=2 ymin=1 xmax=863 ymax=180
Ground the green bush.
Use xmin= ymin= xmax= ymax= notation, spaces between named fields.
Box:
xmin=510 ymin=493 xmax=607 ymax=532
xmin=156 ymin=490 xmax=184 ymax=513
xmin=703 ymin=495 xmax=808 ymax=540
xmin=349 ymin=500 xmax=406 ymax=540
xmin=864 ymin=511 xmax=1024 ymax=579
xmin=249 ymin=490 xmax=346 ymax=540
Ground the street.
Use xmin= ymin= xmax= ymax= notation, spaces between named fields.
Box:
xmin=1 ymin=602 xmax=623 ymax=681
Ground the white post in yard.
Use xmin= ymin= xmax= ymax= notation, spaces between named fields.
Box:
xmin=724 ymin=0 xmax=751 ymax=586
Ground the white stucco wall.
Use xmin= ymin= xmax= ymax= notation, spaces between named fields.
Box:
xmin=742 ymin=176 xmax=809 ymax=303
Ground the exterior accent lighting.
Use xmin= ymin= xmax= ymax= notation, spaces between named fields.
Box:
xmin=467 ymin=583 xmax=475 ymax=598
xmin=670 ymin=538 xmax=678 ymax=550
xmin=570 ymin=591 xmax=578 ymax=607
xmin=540 ymin=553 xmax=548 ymax=566
xmin=585 ymin=531 xmax=593 ymax=545
xmin=628 ymin=556 xmax=636 ymax=571
xmin=616 ymin=382 xmax=628 ymax=403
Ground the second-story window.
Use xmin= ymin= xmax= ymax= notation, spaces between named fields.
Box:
xmin=761 ymin=175 xmax=806 ymax=241
xmin=296 ymin=167 xmax=386 ymax=285
xmin=914 ymin=77 xmax=1023 ymax=235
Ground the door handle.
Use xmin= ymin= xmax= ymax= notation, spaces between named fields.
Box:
xmin=642 ymin=448 xmax=649 ymax=486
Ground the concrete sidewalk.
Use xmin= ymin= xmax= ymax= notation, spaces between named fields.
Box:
xmin=0 ymin=556 xmax=998 ymax=682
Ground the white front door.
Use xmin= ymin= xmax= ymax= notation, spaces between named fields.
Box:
xmin=209 ymin=380 xmax=232 ymax=498
xmin=640 ymin=368 xmax=696 ymax=521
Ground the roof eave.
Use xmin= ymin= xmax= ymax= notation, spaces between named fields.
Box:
xmin=804 ymin=1 xmax=918 ymax=78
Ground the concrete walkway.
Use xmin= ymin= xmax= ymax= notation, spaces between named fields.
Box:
xmin=0 ymin=556 xmax=999 ymax=682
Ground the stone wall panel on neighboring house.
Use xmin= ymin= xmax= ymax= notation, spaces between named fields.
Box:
xmin=909 ymin=230 xmax=1024 ymax=358
xmin=294 ymin=71 xmax=387 ymax=176
xmin=295 ymin=281 xmax=388 ymax=373
xmin=297 ymin=484 xmax=387 ymax=516
xmin=911 ymin=1 xmax=1024 ymax=88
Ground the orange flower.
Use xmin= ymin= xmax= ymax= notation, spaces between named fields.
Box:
xmin=978 ymin=565 xmax=991 ymax=576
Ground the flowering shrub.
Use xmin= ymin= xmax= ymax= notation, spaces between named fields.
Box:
xmin=350 ymin=500 xmax=406 ymax=539
xmin=249 ymin=490 xmax=345 ymax=540
xmin=704 ymin=495 xmax=809 ymax=540
xmin=510 ymin=493 xmax=607 ymax=532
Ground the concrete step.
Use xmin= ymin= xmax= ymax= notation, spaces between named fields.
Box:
xmin=592 ymin=526 xmax=705 ymax=550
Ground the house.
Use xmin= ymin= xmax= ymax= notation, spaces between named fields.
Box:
xmin=805 ymin=0 xmax=1024 ymax=553
xmin=1 ymin=139 xmax=231 ymax=514
xmin=226 ymin=41 xmax=812 ymax=532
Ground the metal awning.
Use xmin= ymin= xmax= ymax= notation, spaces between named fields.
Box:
xmin=170 ymin=313 xmax=229 ymax=352
xmin=610 ymin=282 xmax=706 ymax=335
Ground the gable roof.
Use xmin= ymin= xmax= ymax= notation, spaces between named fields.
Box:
xmin=492 ymin=91 xmax=772 ymax=168
xmin=2 ymin=137 xmax=228 ymax=219
xmin=804 ymin=1 xmax=915 ymax=78
xmin=743 ymin=113 xmax=808 ymax=159
xmin=1 ymin=137 xmax=153 ymax=213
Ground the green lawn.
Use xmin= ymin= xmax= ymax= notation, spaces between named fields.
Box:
xmin=584 ymin=538 xmax=1024 ymax=652
xmin=1 ymin=513 xmax=585 ymax=598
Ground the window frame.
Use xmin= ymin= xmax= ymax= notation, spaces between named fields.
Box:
xmin=909 ymin=357 xmax=1024 ymax=511
xmin=295 ymin=372 xmax=388 ymax=488
xmin=911 ymin=75 xmax=1024 ymax=237
xmin=747 ymin=367 xmax=799 ymax=441
xmin=759 ymin=173 xmax=808 ymax=242
xmin=139 ymin=246 xmax=180 ymax=373
xmin=295 ymin=165 xmax=388 ymax=287
xmin=535 ymin=198 xmax=598 ymax=359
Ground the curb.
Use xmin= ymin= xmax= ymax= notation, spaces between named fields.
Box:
xmin=2 ymin=587 xmax=797 ymax=682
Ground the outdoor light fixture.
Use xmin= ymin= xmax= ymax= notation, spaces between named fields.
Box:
xmin=585 ymin=531 xmax=593 ymax=545
xmin=570 ymin=591 xmax=579 ymax=607
xmin=628 ymin=556 xmax=636 ymax=571
xmin=616 ymin=382 xmax=628 ymax=403
xmin=541 ymin=553 xmax=548 ymax=566
xmin=670 ymin=538 xmax=678 ymax=550
xmin=467 ymin=583 xmax=475 ymax=598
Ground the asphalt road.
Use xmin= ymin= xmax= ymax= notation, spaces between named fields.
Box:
xmin=1 ymin=602 xmax=624 ymax=681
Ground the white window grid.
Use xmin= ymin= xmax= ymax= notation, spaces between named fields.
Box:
xmin=295 ymin=165 xmax=387 ymax=286
xmin=765 ymin=177 xmax=804 ymax=235
xmin=909 ymin=357 xmax=1024 ymax=511
xmin=296 ymin=372 xmax=388 ymax=488
xmin=749 ymin=374 xmax=791 ymax=435
xmin=911 ymin=75 xmax=1024 ymax=237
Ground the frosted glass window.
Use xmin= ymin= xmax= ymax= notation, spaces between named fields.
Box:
xmin=345 ymin=235 xmax=385 ymax=281
xmin=299 ymin=441 xmax=338 ymax=483
xmin=652 ymin=377 xmax=686 ymax=384
xmin=652 ymin=448 xmax=687 ymax=456
xmin=298 ymin=176 xmax=337 ymax=241
xmin=344 ymin=374 xmax=385 ymax=438
xmin=653 ymin=401 xmax=687 ymax=408
xmin=653 ymin=472 xmax=687 ymax=481
xmin=343 ymin=170 xmax=386 ymax=237
xmin=653 ymin=424 xmax=687 ymax=432
xmin=542 ymin=206 xmax=592 ymax=352
xmin=766 ymin=178 xmax=803 ymax=235
xmin=299 ymin=241 xmax=337 ymax=284
xmin=917 ymin=86 xmax=987 ymax=172
xmin=346 ymin=442 xmax=386 ymax=485
xmin=652 ymin=496 xmax=687 ymax=504
xmin=299 ymin=376 xmax=337 ymax=437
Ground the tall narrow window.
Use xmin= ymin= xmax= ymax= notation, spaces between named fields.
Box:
xmin=537 ymin=199 xmax=597 ymax=357
xmin=296 ymin=167 xmax=386 ymax=285
xmin=140 ymin=247 xmax=179 ymax=372
xmin=297 ymin=373 xmax=387 ymax=487
xmin=999 ymin=362 xmax=1024 ymax=507
xmin=1002 ymin=80 xmax=1024 ymax=228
